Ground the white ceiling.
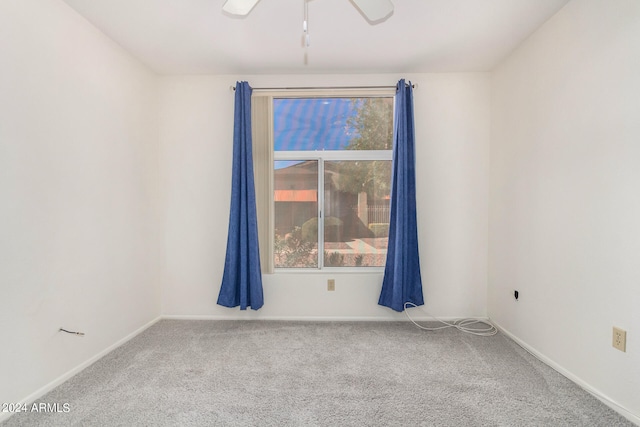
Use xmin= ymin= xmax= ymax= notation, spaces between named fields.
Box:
xmin=62 ymin=0 xmax=570 ymax=75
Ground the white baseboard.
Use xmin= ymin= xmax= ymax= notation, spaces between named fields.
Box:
xmin=492 ymin=319 xmax=640 ymax=426
xmin=0 ymin=316 xmax=161 ymax=424
xmin=161 ymin=314 xmax=488 ymax=322
xmin=162 ymin=314 xmax=405 ymax=321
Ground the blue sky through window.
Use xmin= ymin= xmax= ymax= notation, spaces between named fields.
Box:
xmin=273 ymin=98 xmax=360 ymax=151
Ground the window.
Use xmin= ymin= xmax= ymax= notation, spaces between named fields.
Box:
xmin=252 ymin=91 xmax=395 ymax=271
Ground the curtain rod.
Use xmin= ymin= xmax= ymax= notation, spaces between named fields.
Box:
xmin=229 ymin=84 xmax=416 ymax=91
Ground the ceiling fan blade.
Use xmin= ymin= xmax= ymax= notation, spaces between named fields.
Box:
xmin=222 ymin=0 xmax=261 ymax=16
xmin=350 ymin=0 xmax=394 ymax=22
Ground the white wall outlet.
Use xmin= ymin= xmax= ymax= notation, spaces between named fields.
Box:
xmin=327 ymin=279 xmax=335 ymax=291
xmin=612 ymin=327 xmax=626 ymax=352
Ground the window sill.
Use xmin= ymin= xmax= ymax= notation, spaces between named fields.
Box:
xmin=272 ymin=267 xmax=385 ymax=274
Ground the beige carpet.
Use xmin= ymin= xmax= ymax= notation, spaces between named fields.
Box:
xmin=2 ymin=320 xmax=633 ymax=426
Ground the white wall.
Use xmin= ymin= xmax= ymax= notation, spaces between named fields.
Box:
xmin=159 ymin=73 xmax=490 ymax=320
xmin=0 ymin=0 xmax=160 ymax=412
xmin=489 ymin=0 xmax=640 ymax=421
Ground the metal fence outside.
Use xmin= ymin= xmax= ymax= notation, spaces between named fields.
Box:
xmin=366 ymin=204 xmax=390 ymax=225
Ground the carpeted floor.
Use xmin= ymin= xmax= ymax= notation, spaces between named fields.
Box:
xmin=2 ymin=320 xmax=633 ymax=426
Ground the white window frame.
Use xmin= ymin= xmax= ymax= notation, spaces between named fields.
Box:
xmin=252 ymin=89 xmax=395 ymax=274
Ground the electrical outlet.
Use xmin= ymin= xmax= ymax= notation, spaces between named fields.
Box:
xmin=612 ymin=327 xmax=626 ymax=352
xmin=327 ymin=279 xmax=335 ymax=291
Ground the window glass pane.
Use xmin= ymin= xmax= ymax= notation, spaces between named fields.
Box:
xmin=274 ymin=160 xmax=318 ymax=268
xmin=324 ymin=160 xmax=391 ymax=267
xmin=274 ymin=97 xmax=393 ymax=151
